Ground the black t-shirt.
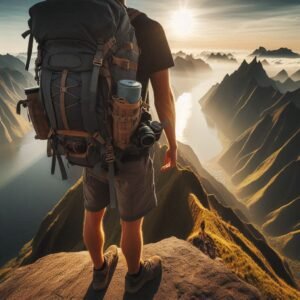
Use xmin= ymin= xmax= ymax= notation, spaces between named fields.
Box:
xmin=130 ymin=12 xmax=175 ymax=101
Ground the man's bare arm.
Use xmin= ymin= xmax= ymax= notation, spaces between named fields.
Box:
xmin=150 ymin=69 xmax=177 ymax=170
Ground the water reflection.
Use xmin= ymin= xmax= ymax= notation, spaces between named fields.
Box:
xmin=174 ymin=77 xmax=223 ymax=162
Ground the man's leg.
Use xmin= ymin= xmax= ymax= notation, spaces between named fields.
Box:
xmin=83 ymin=209 xmax=106 ymax=269
xmin=120 ymin=218 xmax=144 ymax=274
xmin=121 ymin=217 xmax=162 ymax=294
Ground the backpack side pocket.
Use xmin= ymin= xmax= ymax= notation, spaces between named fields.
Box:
xmin=16 ymin=87 xmax=50 ymax=140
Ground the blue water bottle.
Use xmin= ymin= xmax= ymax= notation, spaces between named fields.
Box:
xmin=117 ymin=80 xmax=142 ymax=103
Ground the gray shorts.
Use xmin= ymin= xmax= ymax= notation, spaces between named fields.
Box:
xmin=82 ymin=153 xmax=158 ymax=221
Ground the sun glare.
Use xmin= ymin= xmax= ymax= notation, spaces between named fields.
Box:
xmin=170 ymin=8 xmax=195 ymax=38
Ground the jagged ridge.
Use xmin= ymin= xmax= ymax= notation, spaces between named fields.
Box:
xmin=1 ymin=144 xmax=298 ymax=298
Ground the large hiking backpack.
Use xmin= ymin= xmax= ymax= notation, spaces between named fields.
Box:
xmin=19 ymin=0 xmax=144 ymax=207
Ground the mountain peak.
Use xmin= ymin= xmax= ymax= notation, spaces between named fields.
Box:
xmin=291 ymin=69 xmax=300 ymax=81
xmin=273 ymin=69 xmax=289 ymax=83
xmin=250 ymin=56 xmax=258 ymax=64
xmin=0 ymin=237 xmax=262 ymax=299
xmin=258 ymin=46 xmax=267 ymax=51
xmin=241 ymin=58 xmax=270 ymax=85
xmin=237 ymin=57 xmax=264 ymax=75
xmin=277 ymin=69 xmax=288 ymax=76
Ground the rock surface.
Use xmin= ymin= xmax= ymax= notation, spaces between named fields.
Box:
xmin=0 ymin=237 xmax=261 ymax=300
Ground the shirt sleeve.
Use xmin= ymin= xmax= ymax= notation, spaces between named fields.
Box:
xmin=146 ymin=20 xmax=175 ymax=74
xmin=135 ymin=16 xmax=174 ymax=76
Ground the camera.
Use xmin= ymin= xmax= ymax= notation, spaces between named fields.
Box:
xmin=132 ymin=111 xmax=163 ymax=148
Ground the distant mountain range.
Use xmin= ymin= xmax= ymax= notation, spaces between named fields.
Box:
xmin=172 ymin=54 xmax=212 ymax=74
xmin=0 ymin=54 xmax=34 ymax=143
xmin=201 ymin=58 xmax=300 ymax=267
xmin=172 ymin=50 xmax=186 ymax=59
xmin=250 ymin=47 xmax=300 ymax=58
xmin=206 ymin=52 xmax=237 ymax=64
xmin=272 ymin=69 xmax=300 ymax=92
xmin=1 ymin=142 xmax=299 ymax=299
xmin=273 ymin=69 xmax=300 ymax=82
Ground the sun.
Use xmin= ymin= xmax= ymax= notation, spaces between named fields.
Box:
xmin=170 ymin=8 xmax=195 ymax=38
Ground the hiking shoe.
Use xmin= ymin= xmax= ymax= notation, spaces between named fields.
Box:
xmin=125 ymin=256 xmax=162 ymax=294
xmin=92 ymin=245 xmax=119 ymax=291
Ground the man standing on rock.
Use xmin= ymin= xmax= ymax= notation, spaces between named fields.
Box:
xmin=82 ymin=0 xmax=177 ymax=294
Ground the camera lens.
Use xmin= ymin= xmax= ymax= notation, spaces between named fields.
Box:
xmin=137 ymin=123 xmax=156 ymax=147
xmin=141 ymin=133 xmax=156 ymax=147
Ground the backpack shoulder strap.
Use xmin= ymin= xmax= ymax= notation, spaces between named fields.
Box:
xmin=22 ymin=29 xmax=34 ymax=71
xmin=127 ymin=8 xmax=142 ymax=22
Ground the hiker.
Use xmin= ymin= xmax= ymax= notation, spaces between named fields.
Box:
xmin=19 ymin=0 xmax=176 ymax=294
xmin=82 ymin=2 xmax=177 ymax=293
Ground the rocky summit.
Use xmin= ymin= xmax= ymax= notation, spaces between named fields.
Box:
xmin=0 ymin=237 xmax=261 ymax=300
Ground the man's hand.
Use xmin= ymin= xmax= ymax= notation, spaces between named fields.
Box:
xmin=161 ymin=147 xmax=177 ymax=172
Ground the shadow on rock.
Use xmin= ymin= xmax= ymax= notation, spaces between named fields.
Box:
xmin=84 ymin=283 xmax=106 ymax=300
xmin=123 ymin=271 xmax=162 ymax=300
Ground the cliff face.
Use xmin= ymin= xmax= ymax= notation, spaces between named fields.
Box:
xmin=202 ymin=58 xmax=300 ymax=140
xmin=0 ymin=237 xmax=262 ymax=300
xmin=0 ymin=55 xmax=35 ymax=143
xmin=202 ymin=59 xmax=300 ymax=265
xmin=1 ymin=143 xmax=299 ymax=299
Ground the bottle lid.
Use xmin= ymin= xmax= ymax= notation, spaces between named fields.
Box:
xmin=117 ymin=80 xmax=142 ymax=104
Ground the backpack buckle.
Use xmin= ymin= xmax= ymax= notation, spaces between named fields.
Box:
xmin=105 ymin=143 xmax=115 ymax=164
xmin=93 ymin=57 xmax=103 ymax=67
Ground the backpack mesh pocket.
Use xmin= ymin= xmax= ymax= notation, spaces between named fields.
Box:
xmin=112 ymin=96 xmax=142 ymax=150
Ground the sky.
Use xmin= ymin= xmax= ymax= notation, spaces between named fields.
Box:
xmin=0 ymin=0 xmax=299 ymax=54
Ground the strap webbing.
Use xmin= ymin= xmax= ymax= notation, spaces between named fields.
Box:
xmin=16 ymin=100 xmax=28 ymax=115
xmin=22 ymin=30 xmax=34 ymax=71
xmin=57 ymin=154 xmax=68 ymax=180
xmin=90 ymin=37 xmax=116 ymax=112
xmin=108 ymin=162 xmax=117 ymax=208
xmin=60 ymin=70 xmax=70 ymax=130
xmin=42 ymin=70 xmax=58 ymax=129
xmin=90 ymin=44 xmax=104 ymax=112
xmin=89 ymin=37 xmax=119 ymax=208
xmin=80 ymin=72 xmax=98 ymax=132
xmin=112 ymin=56 xmax=138 ymax=71
xmin=51 ymin=152 xmax=56 ymax=175
xmin=105 ymin=142 xmax=117 ymax=209
xmin=56 ymin=130 xmax=91 ymax=138
xmin=55 ymin=130 xmax=105 ymax=144
xmin=51 ymin=142 xmax=68 ymax=180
